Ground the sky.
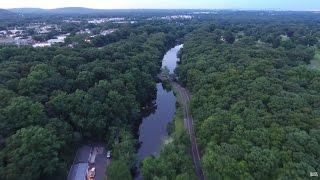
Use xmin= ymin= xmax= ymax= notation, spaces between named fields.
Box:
xmin=1 ymin=0 xmax=320 ymax=11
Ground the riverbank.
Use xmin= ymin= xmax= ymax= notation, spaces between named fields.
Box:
xmin=139 ymin=79 xmax=200 ymax=179
xmin=171 ymin=84 xmax=186 ymax=138
xmin=139 ymin=43 xmax=204 ymax=179
xmin=135 ymin=44 xmax=182 ymax=179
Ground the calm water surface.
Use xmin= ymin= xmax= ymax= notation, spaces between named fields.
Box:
xmin=162 ymin=44 xmax=183 ymax=74
xmin=135 ymin=44 xmax=183 ymax=179
xmin=137 ymin=83 xmax=176 ymax=161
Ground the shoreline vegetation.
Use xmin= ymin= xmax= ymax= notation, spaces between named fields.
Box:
xmin=141 ymin=44 xmax=197 ymax=179
xmin=141 ymin=79 xmax=196 ymax=180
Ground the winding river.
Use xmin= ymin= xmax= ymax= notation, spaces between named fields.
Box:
xmin=135 ymin=44 xmax=183 ymax=179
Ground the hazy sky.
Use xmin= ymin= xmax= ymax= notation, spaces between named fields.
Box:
xmin=2 ymin=0 xmax=320 ymax=11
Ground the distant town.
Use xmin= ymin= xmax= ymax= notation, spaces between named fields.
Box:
xmin=0 ymin=14 xmax=195 ymax=47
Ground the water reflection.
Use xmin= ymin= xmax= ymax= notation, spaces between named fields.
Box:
xmin=137 ymin=83 xmax=176 ymax=162
xmin=135 ymin=45 xmax=182 ymax=179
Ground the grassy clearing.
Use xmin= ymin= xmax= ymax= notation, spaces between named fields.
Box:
xmin=174 ymin=106 xmax=185 ymax=138
xmin=171 ymin=84 xmax=185 ymax=138
xmin=172 ymin=84 xmax=183 ymax=104
xmin=310 ymin=50 xmax=320 ymax=69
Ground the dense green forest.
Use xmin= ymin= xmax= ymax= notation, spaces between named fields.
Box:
xmin=1 ymin=10 xmax=320 ymax=180
xmin=176 ymin=14 xmax=320 ymax=179
xmin=0 ymin=23 xmax=181 ymax=179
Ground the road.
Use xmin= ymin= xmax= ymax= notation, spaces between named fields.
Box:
xmin=171 ymin=82 xmax=205 ymax=180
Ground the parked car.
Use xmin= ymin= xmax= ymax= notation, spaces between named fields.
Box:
xmin=88 ymin=167 xmax=95 ymax=179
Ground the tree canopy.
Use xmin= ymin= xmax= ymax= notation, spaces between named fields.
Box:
xmin=176 ymin=16 xmax=320 ymax=179
xmin=0 ymin=126 xmax=62 ymax=180
xmin=0 ymin=21 xmax=181 ymax=179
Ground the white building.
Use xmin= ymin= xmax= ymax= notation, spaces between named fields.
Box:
xmin=0 ymin=30 xmax=7 ymax=36
xmin=46 ymin=34 xmax=69 ymax=44
xmin=100 ymin=29 xmax=117 ymax=36
xmin=88 ymin=17 xmax=125 ymax=24
xmin=77 ymin=29 xmax=91 ymax=35
xmin=32 ymin=42 xmax=51 ymax=48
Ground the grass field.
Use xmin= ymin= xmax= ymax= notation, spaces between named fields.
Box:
xmin=171 ymin=85 xmax=186 ymax=138
xmin=173 ymin=106 xmax=184 ymax=138
xmin=310 ymin=50 xmax=320 ymax=69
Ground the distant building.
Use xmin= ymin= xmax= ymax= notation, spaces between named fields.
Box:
xmin=113 ymin=21 xmax=137 ymax=24
xmin=149 ymin=15 xmax=193 ymax=21
xmin=8 ymin=29 xmax=24 ymax=35
xmin=0 ymin=36 xmax=34 ymax=45
xmin=88 ymin=17 xmax=125 ymax=24
xmin=33 ymin=33 xmax=69 ymax=47
xmin=0 ymin=37 xmax=15 ymax=45
xmin=84 ymin=38 xmax=92 ymax=43
xmin=77 ymin=29 xmax=91 ymax=35
xmin=100 ymin=29 xmax=117 ymax=36
xmin=14 ymin=37 xmax=35 ymax=46
xmin=161 ymin=15 xmax=193 ymax=20
xmin=47 ymin=39 xmax=64 ymax=44
xmin=47 ymin=34 xmax=68 ymax=44
xmin=63 ymin=19 xmax=82 ymax=23
xmin=32 ymin=42 xmax=51 ymax=48
xmin=0 ymin=30 xmax=7 ymax=36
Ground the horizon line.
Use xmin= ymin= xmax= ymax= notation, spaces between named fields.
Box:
xmin=5 ymin=7 xmax=320 ymax=12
